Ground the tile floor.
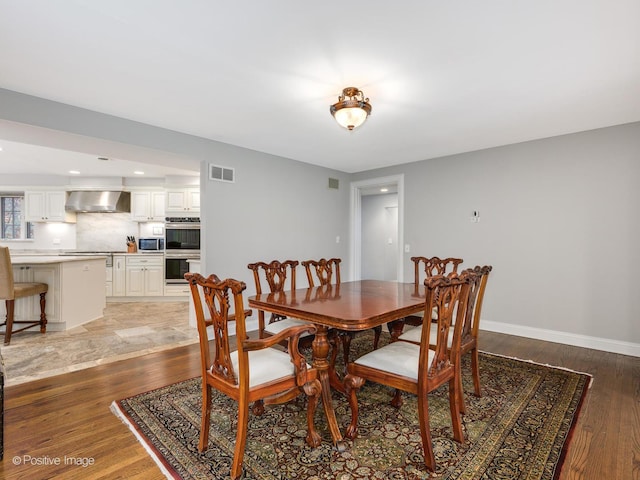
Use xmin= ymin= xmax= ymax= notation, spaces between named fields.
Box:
xmin=0 ymin=301 xmax=198 ymax=386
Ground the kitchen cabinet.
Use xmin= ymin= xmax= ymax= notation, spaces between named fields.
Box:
xmin=25 ymin=191 xmax=76 ymax=223
xmin=112 ymin=255 xmax=126 ymax=296
xmin=130 ymin=190 xmax=166 ymax=221
xmin=106 ymin=264 xmax=113 ymax=296
xmin=165 ymin=188 xmax=200 ymax=214
xmin=125 ymin=255 xmax=164 ymax=296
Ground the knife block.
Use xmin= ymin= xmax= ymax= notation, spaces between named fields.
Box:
xmin=127 ymin=242 xmax=138 ymax=253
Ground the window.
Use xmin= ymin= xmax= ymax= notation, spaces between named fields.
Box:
xmin=1 ymin=194 xmax=34 ymax=240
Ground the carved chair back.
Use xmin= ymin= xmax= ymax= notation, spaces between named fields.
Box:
xmin=411 ymin=256 xmax=463 ymax=285
xmin=185 ymin=273 xmax=247 ymax=386
xmin=247 ymin=260 xmax=298 ymax=335
xmin=459 ymin=266 xmax=492 ymax=347
xmin=302 ymin=258 xmax=341 ymax=287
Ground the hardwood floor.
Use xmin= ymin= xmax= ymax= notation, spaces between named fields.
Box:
xmin=1 ymin=331 xmax=638 ymax=479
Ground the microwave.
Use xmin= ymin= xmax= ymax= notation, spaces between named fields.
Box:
xmin=138 ymin=237 xmax=165 ymax=251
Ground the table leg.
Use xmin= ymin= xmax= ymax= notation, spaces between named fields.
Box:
xmin=312 ymin=325 xmax=346 ymax=451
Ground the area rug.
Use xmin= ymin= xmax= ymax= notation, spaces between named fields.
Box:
xmin=112 ymin=334 xmax=591 ymax=479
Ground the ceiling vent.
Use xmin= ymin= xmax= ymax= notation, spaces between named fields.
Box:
xmin=209 ymin=164 xmax=235 ymax=183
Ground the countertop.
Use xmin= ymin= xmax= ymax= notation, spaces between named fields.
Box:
xmin=11 ymin=255 xmax=109 ymax=264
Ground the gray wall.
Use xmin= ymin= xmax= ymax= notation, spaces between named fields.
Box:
xmin=353 ymin=122 xmax=640 ymax=350
xmin=199 ymin=150 xmax=351 ymax=292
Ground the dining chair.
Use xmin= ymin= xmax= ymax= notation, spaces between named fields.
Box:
xmin=399 ymin=265 xmax=492 ymax=413
xmin=247 ymin=260 xmax=313 ymax=345
xmin=0 ymin=246 xmax=48 ymax=345
xmin=302 ymin=258 xmax=382 ymax=365
xmin=185 ymin=272 xmax=322 ymax=480
xmin=344 ymin=273 xmax=474 ymax=472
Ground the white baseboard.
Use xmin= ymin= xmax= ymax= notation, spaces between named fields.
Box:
xmin=481 ymin=320 xmax=640 ymax=357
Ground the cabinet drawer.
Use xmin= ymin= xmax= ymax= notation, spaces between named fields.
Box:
xmin=126 ymin=256 xmax=163 ymax=266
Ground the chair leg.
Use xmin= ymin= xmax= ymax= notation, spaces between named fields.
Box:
xmin=372 ymin=325 xmax=382 ymax=349
xmin=231 ymin=397 xmax=250 ymax=480
xmin=471 ymin=348 xmax=482 ymax=397
xmin=417 ymin=389 xmax=436 ymax=471
xmin=4 ymin=300 xmax=14 ymax=345
xmin=387 ymin=319 xmax=405 ymax=342
xmin=39 ymin=292 xmax=47 ymax=333
xmin=457 ymin=358 xmax=466 ymax=415
xmin=448 ymin=377 xmax=464 ymax=444
xmin=303 ymin=379 xmax=322 ymax=447
xmin=390 ymin=388 xmax=403 ymax=408
xmin=198 ymin=383 xmax=212 ymax=452
xmin=343 ymin=373 xmax=364 ymax=439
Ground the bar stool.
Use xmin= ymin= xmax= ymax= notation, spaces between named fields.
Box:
xmin=0 ymin=247 xmax=48 ymax=345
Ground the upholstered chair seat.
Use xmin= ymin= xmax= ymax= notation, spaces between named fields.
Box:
xmin=229 ymin=347 xmax=311 ymax=388
xmin=263 ymin=317 xmax=309 ymax=336
xmin=351 ymin=340 xmax=433 ymax=380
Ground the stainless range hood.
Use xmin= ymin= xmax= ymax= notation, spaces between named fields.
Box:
xmin=65 ymin=191 xmax=131 ymax=213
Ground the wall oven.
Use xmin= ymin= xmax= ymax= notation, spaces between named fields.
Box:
xmin=165 ymin=217 xmax=201 ymax=254
xmin=165 ymin=217 xmax=200 ymax=284
xmin=165 ymin=253 xmax=200 ymax=285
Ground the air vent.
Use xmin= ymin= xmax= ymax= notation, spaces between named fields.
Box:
xmin=328 ymin=178 xmax=339 ymax=189
xmin=209 ymin=164 xmax=235 ymax=183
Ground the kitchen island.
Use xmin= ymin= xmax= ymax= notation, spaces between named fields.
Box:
xmin=0 ymin=256 xmax=106 ymax=331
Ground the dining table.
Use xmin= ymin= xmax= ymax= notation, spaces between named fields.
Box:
xmin=247 ymin=279 xmax=426 ymax=450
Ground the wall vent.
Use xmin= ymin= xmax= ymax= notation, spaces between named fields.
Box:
xmin=328 ymin=177 xmax=339 ymax=189
xmin=209 ymin=164 xmax=235 ymax=183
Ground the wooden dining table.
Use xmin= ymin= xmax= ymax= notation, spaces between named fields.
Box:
xmin=247 ymin=279 xmax=426 ymax=449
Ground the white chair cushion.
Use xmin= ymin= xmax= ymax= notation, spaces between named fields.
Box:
xmin=229 ymin=347 xmax=309 ymax=388
xmin=398 ymin=325 xmax=421 ymax=343
xmin=264 ymin=317 xmax=313 ymax=336
xmin=398 ymin=325 xmax=454 ymax=348
xmin=352 ymin=341 xmax=435 ymax=381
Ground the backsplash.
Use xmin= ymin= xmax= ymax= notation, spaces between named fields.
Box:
xmin=6 ymin=212 xmax=165 ymax=252
xmin=76 ymin=212 xmax=139 ymax=252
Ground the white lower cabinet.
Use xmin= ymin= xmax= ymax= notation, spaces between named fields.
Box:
xmin=125 ymin=255 xmax=164 ymax=297
xmin=112 ymin=255 xmax=127 ymax=296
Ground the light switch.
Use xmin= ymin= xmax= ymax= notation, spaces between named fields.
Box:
xmin=404 ymin=244 xmax=410 ymax=253
xmin=336 ymin=236 xmax=340 ymax=244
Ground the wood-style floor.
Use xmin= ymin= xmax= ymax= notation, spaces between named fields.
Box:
xmin=1 ymin=331 xmax=638 ymax=479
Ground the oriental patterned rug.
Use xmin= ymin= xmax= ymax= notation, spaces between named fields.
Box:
xmin=112 ymin=334 xmax=591 ymax=479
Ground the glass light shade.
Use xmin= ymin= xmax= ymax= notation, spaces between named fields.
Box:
xmin=333 ymin=107 xmax=369 ymax=131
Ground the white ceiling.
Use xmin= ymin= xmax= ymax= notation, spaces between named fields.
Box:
xmin=1 ymin=1 xmax=639 ymax=176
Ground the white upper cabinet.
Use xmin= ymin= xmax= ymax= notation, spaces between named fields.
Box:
xmin=130 ymin=190 xmax=166 ymax=221
xmin=25 ymin=191 xmax=76 ymax=223
xmin=165 ymin=188 xmax=199 ymax=215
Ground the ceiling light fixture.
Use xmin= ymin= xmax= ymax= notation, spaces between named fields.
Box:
xmin=330 ymin=87 xmax=372 ymax=131
xmin=69 ymin=170 xmax=80 ymax=175
xmin=134 ymin=171 xmax=144 ymax=175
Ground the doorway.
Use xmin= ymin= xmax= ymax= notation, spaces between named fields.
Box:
xmin=350 ymin=174 xmax=404 ymax=281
